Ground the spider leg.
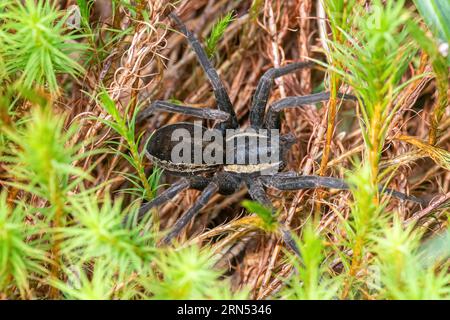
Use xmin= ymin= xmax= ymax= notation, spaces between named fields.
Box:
xmin=160 ymin=173 xmax=241 ymax=244
xmin=132 ymin=176 xmax=212 ymax=224
xmin=250 ymin=62 xmax=314 ymax=128
xmin=261 ymin=174 xmax=348 ymax=190
xmin=265 ymin=92 xmax=357 ymax=129
xmin=136 ymin=178 xmax=191 ymax=222
xmin=137 ymin=100 xmax=230 ymax=123
xmin=161 ymin=181 xmax=219 ymax=245
xmin=261 ymin=174 xmax=424 ymax=204
xmin=245 ymin=178 xmax=300 ymax=257
xmin=169 ymin=13 xmax=238 ymax=130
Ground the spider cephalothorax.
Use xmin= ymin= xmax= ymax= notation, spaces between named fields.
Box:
xmin=136 ymin=13 xmax=422 ymax=254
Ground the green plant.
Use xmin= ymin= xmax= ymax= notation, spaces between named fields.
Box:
xmin=0 ymin=0 xmax=87 ymax=92
xmin=325 ymin=0 xmax=416 ymax=192
xmin=318 ymin=0 xmax=356 ymax=177
xmin=280 ymin=223 xmax=343 ymax=300
xmin=97 ymin=90 xmax=162 ymax=202
xmin=205 ymin=11 xmax=235 ymax=58
xmin=0 ymin=95 xmax=247 ymax=299
xmin=141 ymin=245 xmax=248 ymax=299
xmin=410 ymin=0 xmax=449 ymax=145
xmin=374 ymin=217 xmax=450 ymax=299
xmin=50 ymin=261 xmax=123 ymax=300
xmin=0 ymin=192 xmax=48 ymax=298
xmin=339 ymin=164 xmax=388 ymax=298
xmin=241 ymin=200 xmax=279 ymax=233
xmin=59 ymin=194 xmax=155 ymax=271
xmin=413 ymin=0 xmax=450 ymax=51
xmin=2 ymin=107 xmax=87 ymax=200
xmin=1 ymin=104 xmax=92 ymax=297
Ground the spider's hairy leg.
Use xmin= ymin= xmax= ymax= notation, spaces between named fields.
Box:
xmin=261 ymin=173 xmax=424 ymax=204
xmin=265 ymin=92 xmax=357 ymax=129
xmin=134 ymin=178 xmax=191 ymax=222
xmin=261 ymin=174 xmax=348 ymax=190
xmin=133 ymin=176 xmax=213 ymax=223
xmin=137 ymin=100 xmax=230 ymax=123
xmin=160 ymin=173 xmax=241 ymax=244
xmin=161 ymin=181 xmax=219 ymax=245
xmin=250 ymin=62 xmax=314 ymax=128
xmin=169 ymin=13 xmax=238 ymax=130
xmin=245 ymin=178 xmax=301 ymax=257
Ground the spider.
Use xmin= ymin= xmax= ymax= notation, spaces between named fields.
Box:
xmin=136 ymin=13 xmax=422 ymax=254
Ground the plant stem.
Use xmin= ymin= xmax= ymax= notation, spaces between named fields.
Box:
xmin=49 ymin=179 xmax=63 ymax=299
xmin=315 ymin=73 xmax=341 ymax=213
xmin=368 ymin=104 xmax=382 ymax=200
xmin=341 ymin=236 xmax=363 ymax=299
xmin=129 ymin=140 xmax=153 ymax=201
xmin=319 ymin=77 xmax=340 ymax=177
xmin=428 ymin=67 xmax=449 ymax=145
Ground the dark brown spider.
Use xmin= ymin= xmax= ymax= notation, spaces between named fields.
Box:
xmin=136 ymin=13 xmax=422 ymax=255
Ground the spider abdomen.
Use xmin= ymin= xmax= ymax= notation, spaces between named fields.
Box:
xmin=146 ymin=122 xmax=221 ymax=175
xmin=146 ymin=122 xmax=294 ymax=176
